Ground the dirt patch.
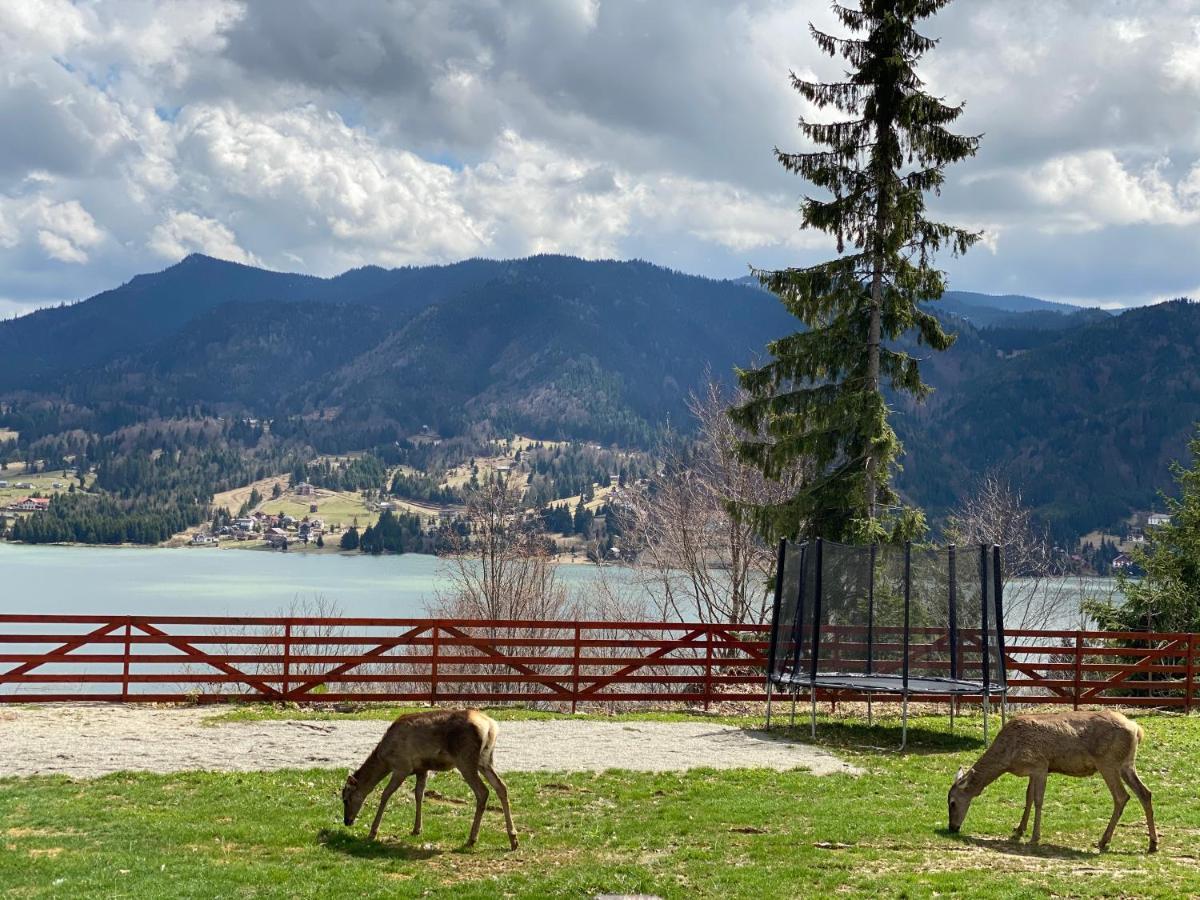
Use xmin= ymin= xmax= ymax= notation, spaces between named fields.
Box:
xmin=0 ymin=705 xmax=862 ymax=780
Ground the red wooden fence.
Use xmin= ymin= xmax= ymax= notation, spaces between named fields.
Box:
xmin=0 ymin=615 xmax=1195 ymax=710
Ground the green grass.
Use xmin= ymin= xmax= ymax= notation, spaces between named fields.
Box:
xmin=255 ymin=493 xmax=377 ymax=531
xmin=0 ymin=466 xmax=92 ymax=507
xmin=2 ymin=714 xmax=1197 ymax=898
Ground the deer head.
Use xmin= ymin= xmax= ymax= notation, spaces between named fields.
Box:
xmin=947 ymin=766 xmax=978 ymax=833
xmin=342 ymin=772 xmax=366 ymax=826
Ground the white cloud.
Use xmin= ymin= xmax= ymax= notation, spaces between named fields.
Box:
xmin=2 ymin=0 xmax=1200 ymax=309
xmin=0 ymin=195 xmax=105 ymax=263
xmin=1164 ymin=22 xmax=1200 ymax=89
xmin=147 ymin=210 xmax=257 ymax=265
xmin=1026 ymin=151 xmax=1200 ymax=232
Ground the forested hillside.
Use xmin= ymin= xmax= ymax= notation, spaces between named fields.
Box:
xmin=1 ymin=253 xmax=1196 ymax=539
xmin=897 ymin=299 xmax=1200 ymax=535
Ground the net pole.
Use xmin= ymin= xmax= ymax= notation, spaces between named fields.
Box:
xmin=788 ymin=545 xmax=808 ymax=683
xmin=981 ymin=543 xmax=991 ymax=745
xmin=993 ymin=544 xmax=1008 ymax=726
xmin=809 ymin=539 xmax=824 ymax=741
xmin=902 ymin=542 xmax=911 ymax=694
xmin=948 ymin=545 xmax=958 ymax=681
xmin=948 ymin=544 xmax=957 ymax=732
xmin=901 ymin=542 xmax=912 ymax=752
xmin=867 ymin=543 xmax=876 ymax=726
xmin=765 ymin=539 xmax=787 ymax=728
xmin=766 ymin=540 xmax=787 ymax=682
xmin=809 ymin=538 xmax=824 ymax=684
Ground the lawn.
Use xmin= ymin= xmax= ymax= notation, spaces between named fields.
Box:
xmin=0 ymin=463 xmax=91 ymax=508
xmin=2 ymin=712 xmax=1196 ymax=898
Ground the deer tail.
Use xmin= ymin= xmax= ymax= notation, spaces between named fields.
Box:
xmin=1136 ymin=723 xmax=1145 ymax=745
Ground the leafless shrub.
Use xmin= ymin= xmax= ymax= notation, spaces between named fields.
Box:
xmin=427 ymin=477 xmax=579 ymax=707
xmin=946 ymin=470 xmax=1081 ymax=636
xmin=621 ymin=378 xmax=800 ymax=627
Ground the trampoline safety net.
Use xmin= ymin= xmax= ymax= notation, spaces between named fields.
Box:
xmin=766 ymin=539 xmax=1007 ymax=696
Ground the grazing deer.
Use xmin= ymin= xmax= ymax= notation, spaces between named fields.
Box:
xmin=341 ymin=709 xmax=518 ymax=850
xmin=947 ymin=710 xmax=1157 ymax=852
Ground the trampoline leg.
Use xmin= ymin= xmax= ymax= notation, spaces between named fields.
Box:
xmin=867 ymin=697 xmax=873 ymax=727
xmin=950 ymin=698 xmax=955 ymax=732
xmin=810 ymin=691 xmax=817 ymax=740
xmin=1001 ymin=696 xmax=1007 ymax=728
xmin=765 ymin=682 xmax=773 ymax=729
xmin=900 ymin=693 xmax=909 ymax=752
xmin=983 ymin=692 xmax=991 ymax=745
xmin=790 ymin=693 xmax=796 ymax=727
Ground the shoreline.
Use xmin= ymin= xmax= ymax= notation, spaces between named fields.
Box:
xmin=0 ymin=539 xmax=622 ymax=567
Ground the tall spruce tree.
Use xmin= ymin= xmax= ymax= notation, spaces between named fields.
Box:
xmin=731 ymin=0 xmax=980 ymax=543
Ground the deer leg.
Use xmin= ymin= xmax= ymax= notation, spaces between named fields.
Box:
xmin=1029 ymin=770 xmax=1048 ymax=845
xmin=481 ymin=764 xmax=518 ymax=850
xmin=1098 ymin=768 xmax=1129 ymax=851
xmin=1014 ymin=778 xmax=1035 ymax=838
xmin=411 ymin=770 xmax=428 ymax=836
xmin=459 ymin=766 xmax=490 ymax=848
xmin=368 ymin=772 xmax=406 ymax=841
xmin=1121 ymin=766 xmax=1157 ymax=853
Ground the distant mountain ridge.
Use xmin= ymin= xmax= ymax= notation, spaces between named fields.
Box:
xmin=0 ymin=254 xmax=1193 ymax=536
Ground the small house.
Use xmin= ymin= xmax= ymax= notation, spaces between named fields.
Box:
xmin=1111 ymin=554 xmax=1134 ymax=570
xmin=10 ymin=497 xmax=49 ymax=512
xmin=294 ymin=482 xmax=315 ymax=496
xmin=1148 ymin=513 xmax=1171 ymax=528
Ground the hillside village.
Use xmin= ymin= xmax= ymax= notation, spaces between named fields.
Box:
xmin=1 ymin=431 xmax=646 ymax=562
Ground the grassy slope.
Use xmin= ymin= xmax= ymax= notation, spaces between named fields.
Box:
xmin=2 ymin=713 xmax=1198 ymax=898
xmin=0 ymin=463 xmax=93 ymax=508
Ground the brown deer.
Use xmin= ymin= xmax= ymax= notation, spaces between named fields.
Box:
xmin=947 ymin=710 xmax=1157 ymax=852
xmin=341 ymin=709 xmax=518 ymax=850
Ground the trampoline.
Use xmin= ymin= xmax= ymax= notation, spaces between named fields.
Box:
xmin=765 ymin=539 xmax=1007 ymax=748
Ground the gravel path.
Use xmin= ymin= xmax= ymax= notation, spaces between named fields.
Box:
xmin=0 ymin=705 xmax=860 ymax=779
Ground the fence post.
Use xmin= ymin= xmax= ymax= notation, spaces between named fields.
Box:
xmin=282 ymin=622 xmax=292 ymax=699
xmin=1187 ymin=633 xmax=1195 ymax=715
xmin=430 ymin=626 xmax=439 ymax=707
xmin=1073 ymin=631 xmax=1083 ymax=711
xmin=571 ymin=626 xmax=581 ymax=714
xmin=704 ymin=628 xmax=714 ymax=711
xmin=121 ymin=621 xmax=132 ymax=701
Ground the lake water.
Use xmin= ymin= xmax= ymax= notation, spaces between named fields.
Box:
xmin=0 ymin=543 xmax=626 ymax=618
xmin=0 ymin=542 xmax=1118 ymax=625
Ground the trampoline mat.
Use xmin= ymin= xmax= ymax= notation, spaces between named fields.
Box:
xmin=771 ymin=673 xmax=1005 ymax=695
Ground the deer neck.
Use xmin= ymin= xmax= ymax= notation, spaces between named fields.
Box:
xmin=966 ymin=745 xmax=1010 ymax=795
xmin=353 ymin=750 xmax=390 ymax=795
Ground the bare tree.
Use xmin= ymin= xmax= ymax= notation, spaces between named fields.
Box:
xmin=622 ymin=379 xmax=801 ymax=626
xmin=431 ymin=476 xmax=575 ymax=621
xmin=945 ymin=471 xmax=1083 ymax=634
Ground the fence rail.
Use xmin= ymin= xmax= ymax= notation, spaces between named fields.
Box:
xmin=0 ymin=615 xmax=1196 ymax=710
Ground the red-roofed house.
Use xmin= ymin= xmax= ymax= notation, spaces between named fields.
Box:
xmin=10 ymin=497 xmax=49 ymax=512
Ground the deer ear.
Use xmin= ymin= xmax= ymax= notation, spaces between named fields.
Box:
xmin=346 ymin=773 xmax=357 ymax=786
xmin=954 ymin=766 xmax=967 ymax=783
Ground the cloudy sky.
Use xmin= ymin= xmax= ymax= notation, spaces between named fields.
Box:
xmin=2 ymin=0 xmax=1199 ymax=317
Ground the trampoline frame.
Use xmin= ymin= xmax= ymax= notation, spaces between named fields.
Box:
xmin=765 ymin=539 xmax=1008 ymax=750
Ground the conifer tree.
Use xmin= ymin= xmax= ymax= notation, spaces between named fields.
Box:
xmin=732 ymin=0 xmax=980 ymax=543
xmin=1086 ymin=430 xmax=1200 ymax=633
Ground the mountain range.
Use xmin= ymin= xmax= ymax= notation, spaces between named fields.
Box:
xmin=1 ymin=252 xmax=1196 ymax=538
